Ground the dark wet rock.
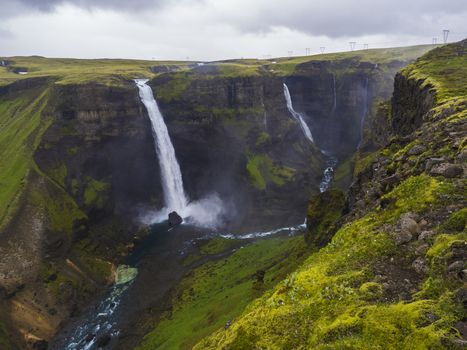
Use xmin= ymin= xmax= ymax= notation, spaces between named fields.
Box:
xmin=224 ymin=320 xmax=232 ymax=329
xmin=455 ymin=321 xmax=467 ymax=339
xmin=381 ymin=174 xmax=402 ymax=188
xmin=96 ymin=334 xmax=112 ymax=347
xmin=425 ymin=157 xmax=445 ymax=171
xmin=407 ymin=144 xmax=426 ymax=156
xmin=85 ymin=333 xmax=96 ymax=342
xmin=168 ymin=211 xmax=183 ymax=227
xmin=429 ymin=163 xmax=463 ymax=178
xmin=47 ymin=273 xmax=58 ymax=282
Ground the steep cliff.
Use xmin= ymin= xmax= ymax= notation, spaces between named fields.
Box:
xmin=195 ymin=40 xmax=466 ymax=349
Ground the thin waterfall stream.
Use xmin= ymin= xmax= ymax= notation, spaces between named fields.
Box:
xmin=283 ymin=82 xmax=337 ymax=192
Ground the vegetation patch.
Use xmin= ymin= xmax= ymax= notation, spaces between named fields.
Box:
xmin=246 ymin=153 xmax=296 ymax=190
xmin=136 ymin=235 xmax=309 ymax=350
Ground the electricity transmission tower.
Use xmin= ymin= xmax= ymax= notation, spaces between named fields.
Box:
xmin=432 ymin=37 xmax=438 ymax=45
xmin=364 ymin=43 xmax=369 ymax=50
xmin=305 ymin=48 xmax=311 ymax=55
xmin=349 ymin=42 xmax=356 ymax=51
xmin=320 ymin=47 xmax=325 ymax=54
xmin=288 ymin=51 xmax=293 ymax=58
xmin=443 ymin=30 xmax=450 ymax=43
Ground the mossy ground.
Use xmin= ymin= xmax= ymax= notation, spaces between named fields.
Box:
xmin=136 ymin=235 xmax=310 ymax=350
xmin=0 ymin=85 xmax=52 ymax=229
xmin=196 ymin=175 xmax=464 ymax=349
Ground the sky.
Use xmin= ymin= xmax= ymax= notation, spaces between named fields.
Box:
xmin=1 ymin=0 xmax=467 ymax=61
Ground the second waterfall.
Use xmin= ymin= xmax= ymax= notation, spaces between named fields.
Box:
xmin=135 ymin=79 xmax=188 ymax=214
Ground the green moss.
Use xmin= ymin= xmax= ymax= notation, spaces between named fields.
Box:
xmin=246 ymin=153 xmax=296 ymax=190
xmin=0 ymin=86 xmax=52 ymax=229
xmin=440 ymin=208 xmax=467 ymax=233
xmin=84 ymin=178 xmax=110 ymax=208
xmin=353 ymin=152 xmax=377 ymax=177
xmin=255 ymin=132 xmax=270 ymax=148
xmin=136 ymin=235 xmax=309 ymax=350
xmin=155 ymin=72 xmax=193 ymax=102
xmin=199 ymin=237 xmax=240 ymax=255
xmin=359 ymin=282 xmax=383 ymax=300
xmin=382 ymin=174 xmax=442 ymax=217
xmin=306 ymin=189 xmax=346 ymax=246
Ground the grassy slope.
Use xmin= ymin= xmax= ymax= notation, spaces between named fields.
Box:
xmin=0 ymin=57 xmax=190 ymax=87
xmin=195 ymin=43 xmax=466 ymax=349
xmin=136 ymin=236 xmax=310 ymax=350
xmin=0 ymin=85 xmax=52 ymax=229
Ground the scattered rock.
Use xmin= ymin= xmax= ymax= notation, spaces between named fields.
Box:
xmin=381 ymin=174 xmax=402 ymax=188
xmin=224 ymin=320 xmax=232 ymax=329
xmin=394 ymin=213 xmax=422 ymax=244
xmin=457 ymin=149 xmax=467 ymax=163
xmin=168 ymin=211 xmax=183 ymax=227
xmin=447 ymin=261 xmax=465 ymax=273
xmin=394 ymin=230 xmax=413 ymax=245
xmin=419 ymin=230 xmax=436 ymax=241
xmin=429 ymin=163 xmax=463 ymax=178
xmin=412 ymin=258 xmax=428 ymax=274
xmin=415 ymin=244 xmax=429 ymax=255
xmin=454 ymin=321 xmax=467 ymax=339
xmin=424 ymin=157 xmax=445 ymax=171
xmin=407 ymin=144 xmax=426 ymax=156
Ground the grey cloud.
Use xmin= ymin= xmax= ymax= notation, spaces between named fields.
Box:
xmin=0 ymin=0 xmax=179 ymax=18
xmin=221 ymin=0 xmax=467 ymax=38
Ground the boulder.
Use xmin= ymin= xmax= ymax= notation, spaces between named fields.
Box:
xmin=424 ymin=157 xmax=444 ymax=171
xmin=418 ymin=230 xmax=436 ymax=241
xmin=168 ymin=211 xmax=183 ymax=227
xmin=429 ymin=163 xmax=463 ymax=178
xmin=407 ymin=144 xmax=426 ymax=156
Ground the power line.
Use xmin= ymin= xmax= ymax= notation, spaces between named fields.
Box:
xmin=320 ymin=47 xmax=326 ymax=54
xmin=443 ymin=29 xmax=450 ymax=43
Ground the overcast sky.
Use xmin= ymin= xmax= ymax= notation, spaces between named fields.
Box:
xmin=1 ymin=0 xmax=467 ymax=61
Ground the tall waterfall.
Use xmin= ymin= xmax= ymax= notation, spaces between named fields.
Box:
xmin=135 ymin=79 xmax=188 ymax=213
xmin=357 ymin=77 xmax=369 ymax=149
xmin=283 ymin=83 xmax=314 ymax=143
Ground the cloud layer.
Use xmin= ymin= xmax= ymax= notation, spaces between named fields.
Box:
xmin=1 ymin=0 xmax=466 ymax=60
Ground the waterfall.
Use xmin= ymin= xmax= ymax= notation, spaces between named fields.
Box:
xmin=357 ymin=77 xmax=369 ymax=149
xmin=283 ymin=83 xmax=314 ymax=143
xmin=135 ymin=79 xmax=188 ymax=213
xmin=319 ymin=151 xmax=338 ymax=193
